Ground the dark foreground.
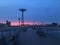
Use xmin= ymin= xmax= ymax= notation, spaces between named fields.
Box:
xmin=0 ymin=27 xmax=60 ymax=45
xmin=20 ymin=28 xmax=60 ymax=45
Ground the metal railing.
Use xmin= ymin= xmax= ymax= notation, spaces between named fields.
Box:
xmin=0 ymin=27 xmax=20 ymax=45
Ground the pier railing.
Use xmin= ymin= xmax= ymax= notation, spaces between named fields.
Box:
xmin=0 ymin=26 xmax=20 ymax=45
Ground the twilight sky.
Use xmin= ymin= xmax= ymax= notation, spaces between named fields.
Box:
xmin=0 ymin=0 xmax=60 ymax=24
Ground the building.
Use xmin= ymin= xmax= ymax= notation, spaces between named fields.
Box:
xmin=6 ymin=21 xmax=11 ymax=26
xmin=0 ymin=21 xmax=11 ymax=27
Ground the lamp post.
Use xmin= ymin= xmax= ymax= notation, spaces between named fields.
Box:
xmin=18 ymin=18 xmax=20 ymax=28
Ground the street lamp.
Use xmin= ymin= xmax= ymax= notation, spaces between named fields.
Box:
xmin=18 ymin=18 xmax=20 ymax=27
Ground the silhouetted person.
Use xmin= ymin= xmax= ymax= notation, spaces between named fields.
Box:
xmin=12 ymin=36 xmax=15 ymax=41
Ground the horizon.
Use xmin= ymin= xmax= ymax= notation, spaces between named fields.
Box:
xmin=0 ymin=21 xmax=43 ymax=26
xmin=0 ymin=21 xmax=60 ymax=26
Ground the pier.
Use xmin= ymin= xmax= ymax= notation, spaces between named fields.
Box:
xmin=0 ymin=26 xmax=60 ymax=45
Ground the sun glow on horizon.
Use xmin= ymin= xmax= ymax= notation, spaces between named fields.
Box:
xmin=11 ymin=22 xmax=41 ymax=26
xmin=0 ymin=21 xmax=47 ymax=26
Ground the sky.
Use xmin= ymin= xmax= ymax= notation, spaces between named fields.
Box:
xmin=0 ymin=0 xmax=60 ymax=25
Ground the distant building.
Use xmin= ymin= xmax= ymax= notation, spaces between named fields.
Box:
xmin=0 ymin=21 xmax=11 ymax=27
xmin=45 ymin=23 xmax=58 ymax=27
xmin=52 ymin=23 xmax=58 ymax=26
xmin=6 ymin=21 xmax=11 ymax=26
